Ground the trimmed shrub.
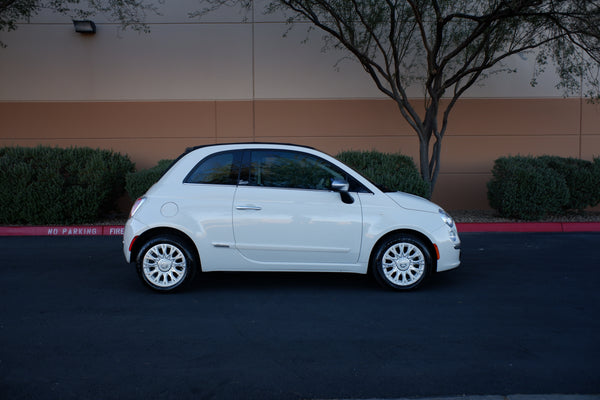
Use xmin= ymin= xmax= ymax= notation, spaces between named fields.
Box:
xmin=487 ymin=156 xmax=571 ymax=220
xmin=335 ymin=150 xmax=430 ymax=198
xmin=0 ymin=146 xmax=134 ymax=225
xmin=488 ymin=155 xmax=600 ymax=220
xmin=125 ymin=159 xmax=173 ymax=200
xmin=538 ymin=156 xmax=600 ymax=211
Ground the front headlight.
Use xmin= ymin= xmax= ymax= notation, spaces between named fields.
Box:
xmin=439 ymin=208 xmax=459 ymax=244
xmin=439 ymin=208 xmax=455 ymax=228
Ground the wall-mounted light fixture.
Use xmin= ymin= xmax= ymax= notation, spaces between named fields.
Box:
xmin=73 ymin=20 xmax=96 ymax=34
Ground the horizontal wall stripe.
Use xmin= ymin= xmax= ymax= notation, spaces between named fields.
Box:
xmin=1 ymin=98 xmax=598 ymax=210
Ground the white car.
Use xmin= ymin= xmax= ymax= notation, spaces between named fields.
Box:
xmin=123 ymin=143 xmax=460 ymax=292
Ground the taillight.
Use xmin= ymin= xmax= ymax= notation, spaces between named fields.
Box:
xmin=129 ymin=235 xmax=139 ymax=252
xmin=129 ymin=197 xmax=146 ymax=218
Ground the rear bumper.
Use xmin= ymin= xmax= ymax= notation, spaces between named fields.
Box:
xmin=122 ymin=218 xmax=145 ymax=263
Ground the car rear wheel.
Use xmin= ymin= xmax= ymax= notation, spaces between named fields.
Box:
xmin=136 ymin=235 xmax=196 ymax=292
xmin=371 ymin=234 xmax=432 ymax=291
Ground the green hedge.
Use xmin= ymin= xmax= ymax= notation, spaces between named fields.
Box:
xmin=125 ymin=150 xmax=429 ymax=200
xmin=125 ymin=159 xmax=173 ymax=200
xmin=538 ymin=156 xmax=600 ymax=211
xmin=487 ymin=155 xmax=600 ymax=220
xmin=0 ymin=146 xmax=134 ymax=225
xmin=336 ymin=150 xmax=430 ymax=198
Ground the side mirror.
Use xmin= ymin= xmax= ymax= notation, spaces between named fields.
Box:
xmin=331 ymin=179 xmax=354 ymax=204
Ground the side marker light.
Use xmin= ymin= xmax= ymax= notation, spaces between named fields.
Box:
xmin=433 ymin=244 xmax=440 ymax=260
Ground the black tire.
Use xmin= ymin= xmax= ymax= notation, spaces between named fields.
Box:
xmin=371 ymin=234 xmax=432 ymax=291
xmin=136 ymin=235 xmax=197 ymax=292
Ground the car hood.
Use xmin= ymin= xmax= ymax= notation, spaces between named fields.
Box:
xmin=385 ymin=191 xmax=440 ymax=213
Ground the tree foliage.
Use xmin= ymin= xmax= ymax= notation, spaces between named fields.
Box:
xmin=0 ymin=0 xmax=159 ymax=41
xmin=199 ymin=0 xmax=600 ymax=196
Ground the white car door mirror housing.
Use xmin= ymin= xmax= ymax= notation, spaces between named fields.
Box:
xmin=331 ymin=179 xmax=349 ymax=192
xmin=331 ymin=179 xmax=354 ymax=204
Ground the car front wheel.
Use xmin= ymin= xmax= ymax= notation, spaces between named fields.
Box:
xmin=136 ymin=235 xmax=196 ymax=292
xmin=371 ymin=234 xmax=432 ymax=291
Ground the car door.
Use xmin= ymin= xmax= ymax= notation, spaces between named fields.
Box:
xmin=232 ymin=149 xmax=363 ymax=267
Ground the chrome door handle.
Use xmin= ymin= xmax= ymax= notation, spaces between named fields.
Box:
xmin=236 ymin=205 xmax=262 ymax=211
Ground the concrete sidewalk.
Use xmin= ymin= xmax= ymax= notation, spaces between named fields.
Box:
xmin=375 ymin=395 xmax=600 ymax=400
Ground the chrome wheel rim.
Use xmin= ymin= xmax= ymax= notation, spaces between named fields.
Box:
xmin=143 ymin=243 xmax=187 ymax=288
xmin=381 ymin=242 xmax=425 ymax=287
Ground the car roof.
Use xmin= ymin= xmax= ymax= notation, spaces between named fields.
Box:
xmin=176 ymin=142 xmax=320 ymax=164
xmin=162 ymin=142 xmax=321 ymax=177
xmin=183 ymin=142 xmax=317 ymax=154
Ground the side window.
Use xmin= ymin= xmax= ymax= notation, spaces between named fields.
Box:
xmin=248 ymin=150 xmax=345 ymax=190
xmin=184 ymin=151 xmax=241 ymax=185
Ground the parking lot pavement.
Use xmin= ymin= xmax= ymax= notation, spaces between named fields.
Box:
xmin=1 ymin=233 xmax=599 ymax=399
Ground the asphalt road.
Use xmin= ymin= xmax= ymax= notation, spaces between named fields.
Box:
xmin=1 ymin=233 xmax=599 ymax=400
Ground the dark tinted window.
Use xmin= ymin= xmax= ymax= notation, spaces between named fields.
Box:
xmin=185 ymin=151 xmax=241 ymax=185
xmin=247 ymin=150 xmax=346 ymax=190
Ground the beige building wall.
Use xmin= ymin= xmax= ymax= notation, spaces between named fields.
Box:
xmin=1 ymin=2 xmax=599 ymax=210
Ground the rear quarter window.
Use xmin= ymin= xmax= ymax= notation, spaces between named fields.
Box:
xmin=184 ymin=151 xmax=242 ymax=185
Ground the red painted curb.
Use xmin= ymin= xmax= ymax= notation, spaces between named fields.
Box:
xmin=561 ymin=222 xmax=600 ymax=232
xmin=0 ymin=225 xmax=125 ymax=237
xmin=0 ymin=223 xmax=599 ymax=236
xmin=456 ymin=222 xmax=600 ymax=233
xmin=456 ymin=222 xmax=563 ymax=232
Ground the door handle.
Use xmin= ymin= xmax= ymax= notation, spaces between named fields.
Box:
xmin=235 ymin=205 xmax=262 ymax=211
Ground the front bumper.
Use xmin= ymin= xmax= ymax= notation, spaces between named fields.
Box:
xmin=433 ymin=226 xmax=461 ymax=272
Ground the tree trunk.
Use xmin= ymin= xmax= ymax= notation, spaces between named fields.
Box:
xmin=418 ymin=136 xmax=433 ymax=198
